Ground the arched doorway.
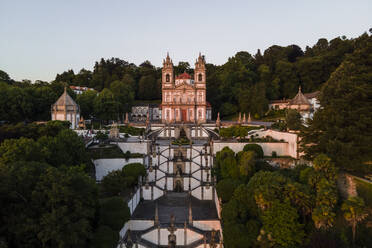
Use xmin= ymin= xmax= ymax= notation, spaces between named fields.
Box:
xmin=174 ymin=179 xmax=183 ymax=192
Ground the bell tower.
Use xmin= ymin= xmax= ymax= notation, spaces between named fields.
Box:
xmin=194 ymin=53 xmax=206 ymax=87
xmin=162 ymin=52 xmax=174 ymax=88
xmin=194 ymin=53 xmax=207 ymax=123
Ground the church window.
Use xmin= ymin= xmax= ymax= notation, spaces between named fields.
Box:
xmin=198 ymin=73 xmax=203 ymax=82
xmin=167 ymin=110 xmax=170 ymax=119
xmin=166 ymin=74 xmax=170 ymax=82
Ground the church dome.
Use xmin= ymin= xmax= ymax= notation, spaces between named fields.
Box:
xmin=53 ymin=87 xmax=79 ymax=107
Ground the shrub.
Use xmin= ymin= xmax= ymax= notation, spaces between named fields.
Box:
xmin=92 ymin=225 xmax=119 ymax=248
xmin=122 ymin=163 xmax=146 ymax=183
xmin=272 ymin=151 xmax=277 ymax=158
xmin=243 ymin=144 xmax=264 ymax=158
xmin=119 ymin=125 xmax=144 ymax=136
xmin=96 ymin=131 xmax=108 ymax=141
xmin=99 ymin=197 xmax=131 ymax=231
xmin=216 ymin=179 xmax=241 ymax=203
xmin=124 ymin=151 xmax=131 ymax=159
xmin=101 ymin=170 xmax=129 ymax=196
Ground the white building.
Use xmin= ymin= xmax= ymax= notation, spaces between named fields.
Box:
xmin=51 ymin=87 xmax=80 ymax=129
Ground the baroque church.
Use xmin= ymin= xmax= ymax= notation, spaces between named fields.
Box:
xmin=161 ymin=53 xmax=212 ymax=124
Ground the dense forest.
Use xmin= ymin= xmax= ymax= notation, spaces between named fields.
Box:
xmin=1 ymin=32 xmax=369 ymax=122
xmin=0 ymin=121 xmax=146 ymax=247
xmin=215 ymin=145 xmax=372 ymax=248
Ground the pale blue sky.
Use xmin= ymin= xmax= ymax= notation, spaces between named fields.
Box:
xmin=0 ymin=0 xmax=371 ymax=82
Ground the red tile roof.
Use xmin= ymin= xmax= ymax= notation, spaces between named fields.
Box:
xmin=176 ymin=72 xmax=191 ymax=80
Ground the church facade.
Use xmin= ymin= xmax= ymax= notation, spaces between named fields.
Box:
xmin=161 ymin=53 xmax=211 ymax=124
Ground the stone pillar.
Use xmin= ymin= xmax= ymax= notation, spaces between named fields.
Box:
xmin=184 ymin=221 xmax=187 ymax=246
xmin=155 ymin=203 xmax=159 ymax=226
xmin=157 ymin=225 xmax=161 ymax=246
xmin=201 ymin=186 xmax=204 ymax=200
xmin=188 ymin=200 xmax=193 ymax=225
xmin=151 ymin=185 xmax=154 ymax=200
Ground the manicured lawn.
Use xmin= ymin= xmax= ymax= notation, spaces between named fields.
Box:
xmin=355 ymin=178 xmax=372 ymax=206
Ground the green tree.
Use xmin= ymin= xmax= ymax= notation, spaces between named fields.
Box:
xmin=76 ymin=90 xmax=97 ymax=119
xmin=300 ymin=34 xmax=372 ymax=171
xmin=101 ymin=170 xmax=132 ymax=196
xmin=313 ymin=153 xmax=337 ymax=182
xmin=283 ymin=182 xmax=313 ymax=220
xmin=138 ymin=75 xmax=159 ymax=100
xmin=92 ymin=225 xmax=119 ymax=248
xmin=99 ymin=197 xmax=130 ymax=231
xmin=342 ymin=196 xmax=368 ymax=246
xmin=38 ymin=129 xmax=89 ymax=168
xmin=33 ymin=166 xmax=98 ymax=248
xmin=101 ymin=163 xmax=145 ymax=196
xmin=214 ymin=147 xmax=236 ymax=180
xmin=219 ymin=127 xmax=234 ymax=139
xmin=0 ymin=138 xmax=44 ymax=164
xmin=286 ymin=109 xmax=302 ymax=131
xmin=110 ymin=80 xmax=134 ymax=115
xmin=312 ymin=179 xmax=337 ymax=229
xmin=238 ymin=151 xmax=256 ymax=180
xmin=0 ymin=70 xmax=11 ymax=83
xmin=121 ymin=74 xmax=136 ymax=94
xmin=220 ymin=102 xmax=238 ymax=117
xmin=260 ymin=201 xmax=305 ymax=247
xmin=221 ymin=185 xmax=260 ymax=248
xmin=122 ymin=163 xmax=146 ymax=184
xmin=243 ymin=144 xmax=264 ymax=158
xmin=216 ymin=178 xmax=240 ymax=203
xmin=93 ymin=88 xmax=120 ymax=122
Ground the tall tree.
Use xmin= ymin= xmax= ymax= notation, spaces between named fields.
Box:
xmin=300 ymin=34 xmax=372 ymax=171
xmin=286 ymin=109 xmax=302 ymax=131
xmin=110 ymin=80 xmax=134 ymax=115
xmin=93 ymin=88 xmax=120 ymax=122
xmin=342 ymin=196 xmax=368 ymax=246
xmin=260 ymin=201 xmax=305 ymax=247
xmin=76 ymin=90 xmax=97 ymax=119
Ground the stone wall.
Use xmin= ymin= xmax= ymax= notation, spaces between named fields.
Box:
xmin=94 ymin=158 xmax=143 ymax=181
xmin=213 ymin=142 xmax=296 ymax=158
xmin=141 ymin=227 xmax=203 ymax=246
xmin=128 ymin=187 xmax=141 ymax=214
xmin=213 ymin=129 xmax=298 ymax=158
xmin=337 ymin=173 xmax=358 ymax=199
xmin=117 ymin=141 xmax=149 ymax=154
xmin=193 ymin=220 xmax=222 ymax=232
xmin=255 ymin=130 xmax=298 ymax=157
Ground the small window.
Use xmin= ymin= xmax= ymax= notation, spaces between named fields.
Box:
xmin=166 ymin=74 xmax=170 ymax=82
xmin=198 ymin=73 xmax=202 ymax=82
